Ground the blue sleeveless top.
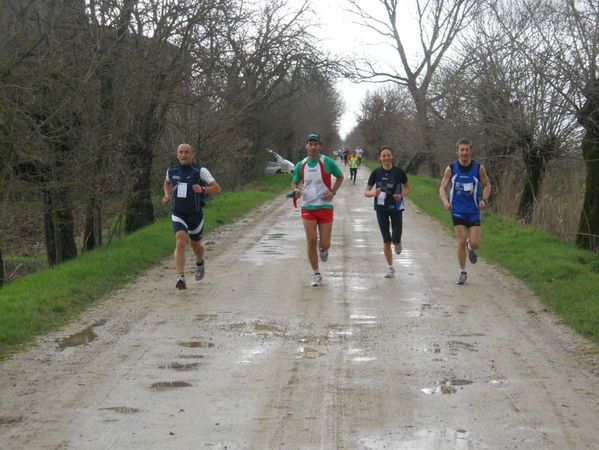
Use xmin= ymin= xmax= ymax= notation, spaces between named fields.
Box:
xmin=449 ymin=160 xmax=480 ymax=215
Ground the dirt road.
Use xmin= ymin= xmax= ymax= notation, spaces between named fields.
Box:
xmin=2 ymin=167 xmax=599 ymax=450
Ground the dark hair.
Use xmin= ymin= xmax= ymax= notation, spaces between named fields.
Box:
xmin=455 ymin=138 xmax=472 ymax=149
xmin=377 ymin=145 xmax=393 ymax=156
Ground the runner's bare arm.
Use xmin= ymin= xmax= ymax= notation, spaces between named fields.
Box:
xmin=479 ymin=165 xmax=492 ymax=208
xmin=439 ymin=166 xmax=452 ymax=209
xmin=162 ymin=179 xmax=172 ymax=204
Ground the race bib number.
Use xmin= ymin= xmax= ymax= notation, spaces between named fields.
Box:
xmin=177 ymin=183 xmax=188 ymax=198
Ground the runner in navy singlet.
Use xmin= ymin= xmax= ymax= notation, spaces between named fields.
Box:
xmin=162 ymin=143 xmax=221 ymax=289
xmin=365 ymin=146 xmax=411 ymax=279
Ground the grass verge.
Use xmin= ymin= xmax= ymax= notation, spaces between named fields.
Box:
xmin=407 ymin=174 xmax=599 ymax=346
xmin=0 ymin=174 xmax=292 ymax=358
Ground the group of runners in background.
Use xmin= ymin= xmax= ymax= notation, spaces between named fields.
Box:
xmin=162 ymin=135 xmax=491 ymax=289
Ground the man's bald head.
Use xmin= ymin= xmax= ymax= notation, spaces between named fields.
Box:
xmin=176 ymin=143 xmax=194 ymax=166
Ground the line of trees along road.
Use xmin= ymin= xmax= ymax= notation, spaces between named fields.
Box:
xmin=0 ymin=0 xmax=341 ymax=279
xmin=345 ymin=0 xmax=599 ymax=252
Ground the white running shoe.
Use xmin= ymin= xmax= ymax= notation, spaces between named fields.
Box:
xmin=456 ymin=271 xmax=467 ymax=285
xmin=384 ymin=266 xmax=395 ymax=278
xmin=311 ymin=272 xmax=322 ymax=286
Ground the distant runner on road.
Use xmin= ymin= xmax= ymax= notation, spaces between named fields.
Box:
xmin=292 ymin=133 xmax=344 ymax=286
xmin=365 ymin=145 xmax=411 ymax=278
xmin=162 ymin=143 xmax=221 ymax=289
xmin=439 ymin=138 xmax=491 ymax=285
xmin=348 ymin=151 xmax=359 ymax=184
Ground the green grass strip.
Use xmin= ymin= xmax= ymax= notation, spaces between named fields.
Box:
xmin=0 ymin=174 xmax=292 ymax=358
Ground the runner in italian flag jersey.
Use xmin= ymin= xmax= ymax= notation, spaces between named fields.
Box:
xmin=292 ymin=133 xmax=344 ymax=286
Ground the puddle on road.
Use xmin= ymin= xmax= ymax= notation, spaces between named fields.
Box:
xmin=421 ymin=379 xmax=473 ymax=395
xmin=347 ymin=348 xmax=377 ymax=363
xmin=298 ymin=336 xmax=329 ymax=345
xmin=0 ymin=416 xmax=24 ymax=425
xmin=100 ymin=407 xmax=140 ymax=414
xmin=160 ymin=362 xmax=200 ymax=371
xmin=219 ymin=321 xmax=283 ymax=335
xmin=150 ymin=381 xmax=192 ymax=390
xmin=352 ymin=356 xmax=376 ymax=362
xmin=178 ymin=354 xmax=204 ymax=359
xmin=178 ymin=341 xmax=214 ymax=348
xmin=452 ymin=333 xmax=486 ymax=337
xmin=350 ymin=314 xmax=378 ymax=325
xmin=254 ymin=322 xmax=283 ymax=334
xmin=58 ymin=319 xmax=107 ymax=350
xmin=361 ymin=428 xmax=473 ymax=450
xmin=448 ymin=341 xmax=478 ymax=352
xmin=296 ymin=346 xmax=319 ymax=359
xmin=423 ymin=345 xmax=442 ymax=354
xmin=194 ymin=314 xmax=218 ymax=321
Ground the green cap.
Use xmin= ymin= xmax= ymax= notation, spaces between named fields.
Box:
xmin=306 ymin=132 xmax=321 ymax=142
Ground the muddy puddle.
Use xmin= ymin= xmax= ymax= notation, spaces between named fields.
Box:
xmin=58 ymin=319 xmax=107 ymax=350
xmin=448 ymin=340 xmax=478 ymax=352
xmin=298 ymin=336 xmax=329 ymax=345
xmin=296 ymin=347 xmax=319 ymax=359
xmin=150 ymin=381 xmax=192 ymax=390
xmin=0 ymin=416 xmax=24 ymax=425
xmin=178 ymin=354 xmax=204 ymax=359
xmin=178 ymin=341 xmax=214 ymax=348
xmin=100 ymin=407 xmax=140 ymax=414
xmin=159 ymin=362 xmax=200 ymax=371
xmin=194 ymin=314 xmax=218 ymax=321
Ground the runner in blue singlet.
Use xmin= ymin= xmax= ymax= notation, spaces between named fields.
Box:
xmin=439 ymin=139 xmax=492 ymax=285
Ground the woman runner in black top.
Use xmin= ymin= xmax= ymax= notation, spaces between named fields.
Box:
xmin=364 ymin=146 xmax=411 ymax=278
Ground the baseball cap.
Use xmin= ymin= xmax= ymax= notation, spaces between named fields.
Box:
xmin=306 ymin=132 xmax=321 ymax=142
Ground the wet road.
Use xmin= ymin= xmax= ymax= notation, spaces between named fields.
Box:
xmin=2 ymin=167 xmax=599 ymax=449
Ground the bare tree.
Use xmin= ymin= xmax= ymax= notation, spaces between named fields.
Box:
xmin=490 ymin=0 xmax=599 ymax=250
xmin=461 ymin=16 xmax=578 ymax=223
xmin=349 ymin=0 xmax=480 ymax=176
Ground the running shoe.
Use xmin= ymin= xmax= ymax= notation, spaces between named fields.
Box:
xmin=195 ymin=261 xmax=205 ymax=281
xmin=456 ymin=271 xmax=467 ymax=285
xmin=394 ymin=242 xmax=402 ymax=255
xmin=175 ymin=273 xmax=187 ymax=290
xmin=319 ymin=245 xmax=328 ymax=262
xmin=311 ymin=272 xmax=322 ymax=286
xmin=466 ymin=240 xmax=477 ymax=264
xmin=384 ymin=266 xmax=395 ymax=278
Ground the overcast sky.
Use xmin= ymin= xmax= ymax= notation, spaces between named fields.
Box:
xmin=306 ymin=0 xmax=419 ymax=140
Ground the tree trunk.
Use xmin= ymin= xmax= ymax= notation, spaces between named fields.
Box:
xmin=576 ymin=130 xmax=599 ymax=252
xmin=407 ymin=94 xmax=439 ymax=177
xmin=0 ymin=248 xmax=4 ymax=287
xmin=406 ymin=152 xmax=427 ymax=175
xmin=517 ymin=146 xmax=549 ymax=224
xmin=83 ymin=196 xmax=102 ymax=250
xmin=43 ymin=187 xmax=78 ymax=266
xmin=124 ymin=141 xmax=155 ymax=233
xmin=576 ymin=79 xmax=599 ymax=252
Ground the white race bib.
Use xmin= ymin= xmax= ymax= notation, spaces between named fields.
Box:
xmin=177 ymin=183 xmax=188 ymax=198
